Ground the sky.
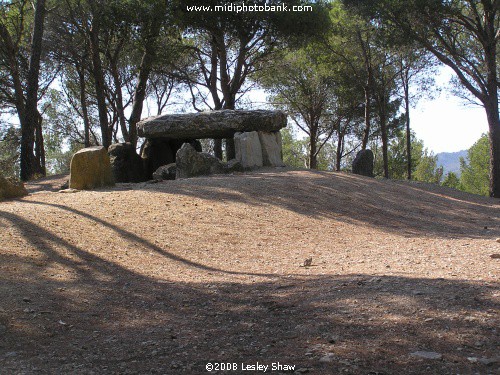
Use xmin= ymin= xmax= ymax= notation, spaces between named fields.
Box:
xmin=409 ymin=67 xmax=488 ymax=154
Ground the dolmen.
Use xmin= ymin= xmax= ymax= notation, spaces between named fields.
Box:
xmin=137 ymin=109 xmax=287 ymax=179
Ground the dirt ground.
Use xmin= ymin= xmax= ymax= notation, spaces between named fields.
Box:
xmin=0 ymin=169 xmax=499 ymax=374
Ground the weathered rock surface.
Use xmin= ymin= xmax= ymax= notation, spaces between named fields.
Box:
xmin=352 ymin=149 xmax=374 ymax=177
xmin=224 ymin=159 xmax=244 ymax=173
xmin=0 ymin=175 xmax=28 ymax=201
xmin=69 ymin=146 xmax=115 ymax=190
xmin=258 ymin=131 xmax=285 ymax=167
xmin=153 ymin=163 xmax=177 ymax=181
xmin=137 ymin=110 xmax=287 ymax=139
xmin=234 ymin=131 xmax=263 ymax=169
xmin=141 ymin=138 xmax=201 ymax=179
xmin=108 ymin=142 xmax=145 ymax=182
xmin=176 ymin=143 xmax=225 ymax=179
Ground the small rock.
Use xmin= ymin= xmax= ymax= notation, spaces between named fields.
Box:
xmin=58 ymin=188 xmax=79 ymax=194
xmin=295 ymin=368 xmax=310 ymax=374
xmin=410 ymin=351 xmax=442 ymax=360
xmin=152 ymin=163 xmax=176 ymax=181
xmin=22 ymin=297 xmax=31 ymax=303
xmin=412 ymin=290 xmax=424 ymax=296
xmin=319 ymin=353 xmax=336 ymax=363
xmin=424 ymin=318 xmax=434 ymax=322
xmin=479 ymin=357 xmax=499 ymax=365
xmin=496 ymin=238 xmax=500 ymax=243
xmin=467 ymin=357 xmax=478 ymax=363
xmin=490 ymin=254 xmax=500 ymax=259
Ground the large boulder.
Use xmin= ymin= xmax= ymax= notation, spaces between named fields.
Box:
xmin=352 ymin=149 xmax=374 ymax=177
xmin=137 ymin=110 xmax=287 ymax=139
xmin=141 ymin=138 xmax=202 ymax=179
xmin=0 ymin=175 xmax=28 ymax=201
xmin=153 ymin=163 xmax=177 ymax=181
xmin=108 ymin=142 xmax=145 ymax=182
xmin=258 ymin=131 xmax=285 ymax=167
xmin=176 ymin=143 xmax=225 ymax=179
xmin=69 ymin=146 xmax=115 ymax=190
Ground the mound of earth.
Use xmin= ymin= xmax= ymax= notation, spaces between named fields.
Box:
xmin=1 ymin=169 xmax=499 ymax=374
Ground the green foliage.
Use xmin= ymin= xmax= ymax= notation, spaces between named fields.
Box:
xmin=441 ymin=172 xmax=460 ymax=190
xmin=281 ymin=127 xmax=307 ymax=169
xmin=373 ymin=130 xmax=423 ymax=179
xmin=413 ymin=149 xmax=443 ymax=184
xmin=0 ymin=125 xmax=20 ymax=178
xmin=459 ymin=134 xmax=489 ymax=196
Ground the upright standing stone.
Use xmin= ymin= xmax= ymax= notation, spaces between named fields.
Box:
xmin=234 ymin=131 xmax=263 ymax=169
xmin=352 ymin=149 xmax=374 ymax=177
xmin=108 ymin=142 xmax=145 ymax=182
xmin=70 ymin=146 xmax=115 ymax=190
xmin=258 ymin=131 xmax=285 ymax=167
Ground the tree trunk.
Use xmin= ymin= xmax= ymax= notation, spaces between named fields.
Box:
xmin=77 ymin=67 xmax=91 ymax=147
xmin=21 ymin=0 xmax=46 ymax=180
xmin=35 ymin=111 xmax=46 ymax=175
xmin=404 ymin=80 xmax=412 ymax=180
xmin=89 ymin=18 xmax=110 ymax=148
xmin=362 ymin=85 xmax=371 ymax=150
xmin=309 ymin=127 xmax=318 ymax=169
xmin=489 ymin=116 xmax=500 ymax=198
xmin=109 ymin=57 xmax=129 ymax=142
xmin=484 ymin=16 xmax=500 ymax=198
xmin=214 ymin=139 xmax=223 ymax=160
xmin=485 ymin=88 xmax=500 ymax=198
xmin=128 ymin=22 xmax=161 ymax=148
xmin=336 ymin=131 xmax=343 ymax=172
xmin=225 ymin=138 xmax=235 ymax=161
xmin=379 ymin=100 xmax=389 ymax=179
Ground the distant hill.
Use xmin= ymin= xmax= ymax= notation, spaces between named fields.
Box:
xmin=436 ymin=150 xmax=467 ymax=176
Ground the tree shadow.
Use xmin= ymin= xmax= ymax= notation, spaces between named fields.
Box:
xmin=0 ymin=202 xmax=498 ymax=374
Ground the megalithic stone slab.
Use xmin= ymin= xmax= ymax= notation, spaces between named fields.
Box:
xmin=258 ymin=131 xmax=285 ymax=167
xmin=70 ymin=146 xmax=115 ymax=190
xmin=137 ymin=110 xmax=287 ymax=139
xmin=234 ymin=131 xmax=263 ymax=169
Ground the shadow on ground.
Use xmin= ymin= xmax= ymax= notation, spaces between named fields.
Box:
xmin=0 ymin=197 xmax=498 ymax=374
xmin=130 ymin=169 xmax=500 ymax=239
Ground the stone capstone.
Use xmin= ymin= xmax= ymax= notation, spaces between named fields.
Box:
xmin=137 ymin=110 xmax=287 ymax=139
xmin=0 ymin=175 xmax=28 ymax=201
xmin=258 ymin=131 xmax=285 ymax=167
xmin=176 ymin=143 xmax=225 ymax=179
xmin=352 ymin=149 xmax=374 ymax=177
xmin=69 ymin=146 xmax=115 ymax=190
xmin=234 ymin=131 xmax=263 ymax=169
xmin=153 ymin=163 xmax=177 ymax=181
xmin=108 ymin=142 xmax=145 ymax=182
xmin=141 ymin=138 xmax=201 ymax=179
